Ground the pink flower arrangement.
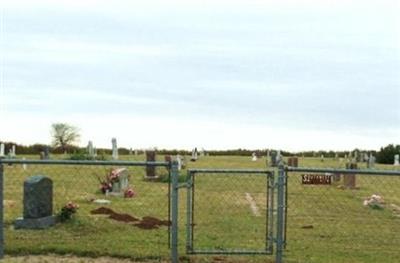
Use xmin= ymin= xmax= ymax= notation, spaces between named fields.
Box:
xmin=124 ymin=187 xmax=136 ymax=198
xmin=58 ymin=201 xmax=79 ymax=222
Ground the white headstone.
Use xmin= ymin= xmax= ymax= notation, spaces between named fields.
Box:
xmin=251 ymin=152 xmax=257 ymax=161
xmin=87 ymin=141 xmax=94 ymax=157
xmin=0 ymin=143 xmax=4 ymax=157
xmin=320 ymin=154 xmax=324 ymax=162
xmin=22 ymin=157 xmax=27 ymax=170
xmin=176 ymin=155 xmax=182 ymax=170
xmin=111 ymin=138 xmax=118 ymax=160
xmin=394 ymin=154 xmax=399 ymax=166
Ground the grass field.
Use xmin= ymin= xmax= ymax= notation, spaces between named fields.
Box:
xmin=2 ymin=155 xmax=400 ymax=262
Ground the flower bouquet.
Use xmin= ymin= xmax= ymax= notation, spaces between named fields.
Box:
xmin=58 ymin=201 xmax=79 ymax=222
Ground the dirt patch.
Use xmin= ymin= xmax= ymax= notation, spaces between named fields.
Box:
xmin=109 ymin=213 xmax=139 ymax=223
xmin=91 ymin=207 xmax=169 ymax=228
xmin=133 ymin=216 xmax=171 ymax=230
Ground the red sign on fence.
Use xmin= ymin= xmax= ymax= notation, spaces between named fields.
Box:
xmin=302 ymin=174 xmax=331 ymax=185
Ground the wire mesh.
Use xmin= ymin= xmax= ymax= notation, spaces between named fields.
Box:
xmin=188 ymin=170 xmax=272 ymax=254
xmin=2 ymin=160 xmax=171 ymax=260
xmin=285 ymin=169 xmax=400 ymax=263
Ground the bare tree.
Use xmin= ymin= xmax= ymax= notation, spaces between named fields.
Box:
xmin=51 ymin=123 xmax=80 ymax=153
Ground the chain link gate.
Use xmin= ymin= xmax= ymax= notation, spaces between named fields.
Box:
xmin=185 ymin=168 xmax=275 ymax=255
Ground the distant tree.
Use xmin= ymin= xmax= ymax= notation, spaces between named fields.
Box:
xmin=51 ymin=123 xmax=80 ymax=153
xmin=376 ymin=144 xmax=400 ymax=164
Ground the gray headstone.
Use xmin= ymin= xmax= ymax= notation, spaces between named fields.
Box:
xmin=270 ymin=151 xmax=278 ymax=167
xmin=112 ymin=138 xmax=118 ymax=160
xmin=367 ymin=153 xmax=375 ymax=169
xmin=110 ymin=168 xmax=129 ymax=195
xmin=0 ymin=143 xmax=4 ymax=157
xmin=15 ymin=176 xmax=55 ymax=229
xmin=191 ymin=148 xmax=198 ymax=161
xmin=44 ymin=146 xmax=50 ymax=159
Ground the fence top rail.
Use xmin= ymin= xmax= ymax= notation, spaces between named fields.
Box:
xmin=286 ymin=166 xmax=400 ymax=176
xmin=0 ymin=158 xmax=170 ymax=167
xmin=188 ymin=168 xmax=272 ymax=174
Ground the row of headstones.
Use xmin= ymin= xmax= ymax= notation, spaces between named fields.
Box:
xmin=251 ymin=150 xmax=283 ymax=166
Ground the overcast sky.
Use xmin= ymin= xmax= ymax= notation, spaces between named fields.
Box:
xmin=0 ymin=0 xmax=399 ymax=151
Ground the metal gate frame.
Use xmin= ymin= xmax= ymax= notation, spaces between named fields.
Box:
xmin=185 ymin=168 xmax=275 ymax=255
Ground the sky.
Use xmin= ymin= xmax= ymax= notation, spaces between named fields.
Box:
xmin=0 ymin=0 xmax=399 ymax=151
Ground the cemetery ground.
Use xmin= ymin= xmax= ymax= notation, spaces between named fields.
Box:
xmin=2 ymin=155 xmax=400 ymax=263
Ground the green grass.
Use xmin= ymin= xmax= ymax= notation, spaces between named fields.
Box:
xmin=3 ymin=155 xmax=400 ymax=262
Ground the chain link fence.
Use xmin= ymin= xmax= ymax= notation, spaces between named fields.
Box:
xmin=284 ymin=167 xmax=400 ymax=263
xmin=0 ymin=159 xmax=172 ymax=261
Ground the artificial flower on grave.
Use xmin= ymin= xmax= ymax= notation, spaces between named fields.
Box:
xmin=124 ymin=187 xmax=136 ymax=198
xmin=58 ymin=201 xmax=79 ymax=222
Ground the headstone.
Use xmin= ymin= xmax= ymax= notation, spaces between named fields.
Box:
xmin=335 ymin=153 xmax=339 ymax=160
xmin=0 ymin=143 xmax=4 ymax=157
xmin=110 ymin=168 xmax=129 ymax=195
xmin=134 ymin=149 xmax=138 ymax=156
xmin=367 ymin=153 xmax=375 ymax=169
xmin=93 ymin=147 xmax=97 ymax=157
xmin=275 ymin=151 xmax=283 ymax=165
xmin=145 ymin=149 xmax=157 ymax=178
xmin=191 ymin=148 xmax=198 ymax=162
xmin=270 ymin=151 xmax=278 ymax=167
xmin=176 ymin=155 xmax=182 ymax=170
xmin=320 ymin=154 xmax=324 ymax=162
xmin=87 ymin=141 xmax=94 ymax=158
xmin=15 ymin=176 xmax=55 ymax=229
xmin=288 ymin=157 xmax=298 ymax=167
xmin=111 ymin=138 xmax=118 ymax=160
xmin=363 ymin=153 xmax=369 ymax=162
xmin=44 ymin=146 xmax=50 ymax=160
xmin=394 ymin=154 xmax=400 ymax=166
xmin=344 ymin=163 xmax=357 ymax=189
xmin=39 ymin=151 xmax=45 ymax=160
xmin=8 ymin=145 xmax=16 ymax=158
xmin=129 ymin=148 xmax=133 ymax=155
xmin=22 ymin=157 xmax=27 ymax=170
xmin=251 ymin=152 xmax=257 ymax=161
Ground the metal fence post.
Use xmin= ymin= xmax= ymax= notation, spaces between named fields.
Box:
xmin=171 ymin=160 xmax=179 ymax=263
xmin=186 ymin=170 xmax=193 ymax=253
xmin=0 ymin=160 xmax=4 ymax=259
xmin=276 ymin=165 xmax=286 ymax=263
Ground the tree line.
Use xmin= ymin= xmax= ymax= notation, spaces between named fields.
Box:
xmin=0 ymin=123 xmax=398 ymax=164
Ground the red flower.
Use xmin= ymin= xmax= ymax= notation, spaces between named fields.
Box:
xmin=124 ymin=188 xmax=136 ymax=198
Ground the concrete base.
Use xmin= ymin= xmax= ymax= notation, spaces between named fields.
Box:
xmin=14 ymin=215 xmax=56 ymax=229
xmin=108 ymin=192 xmax=124 ymax=197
